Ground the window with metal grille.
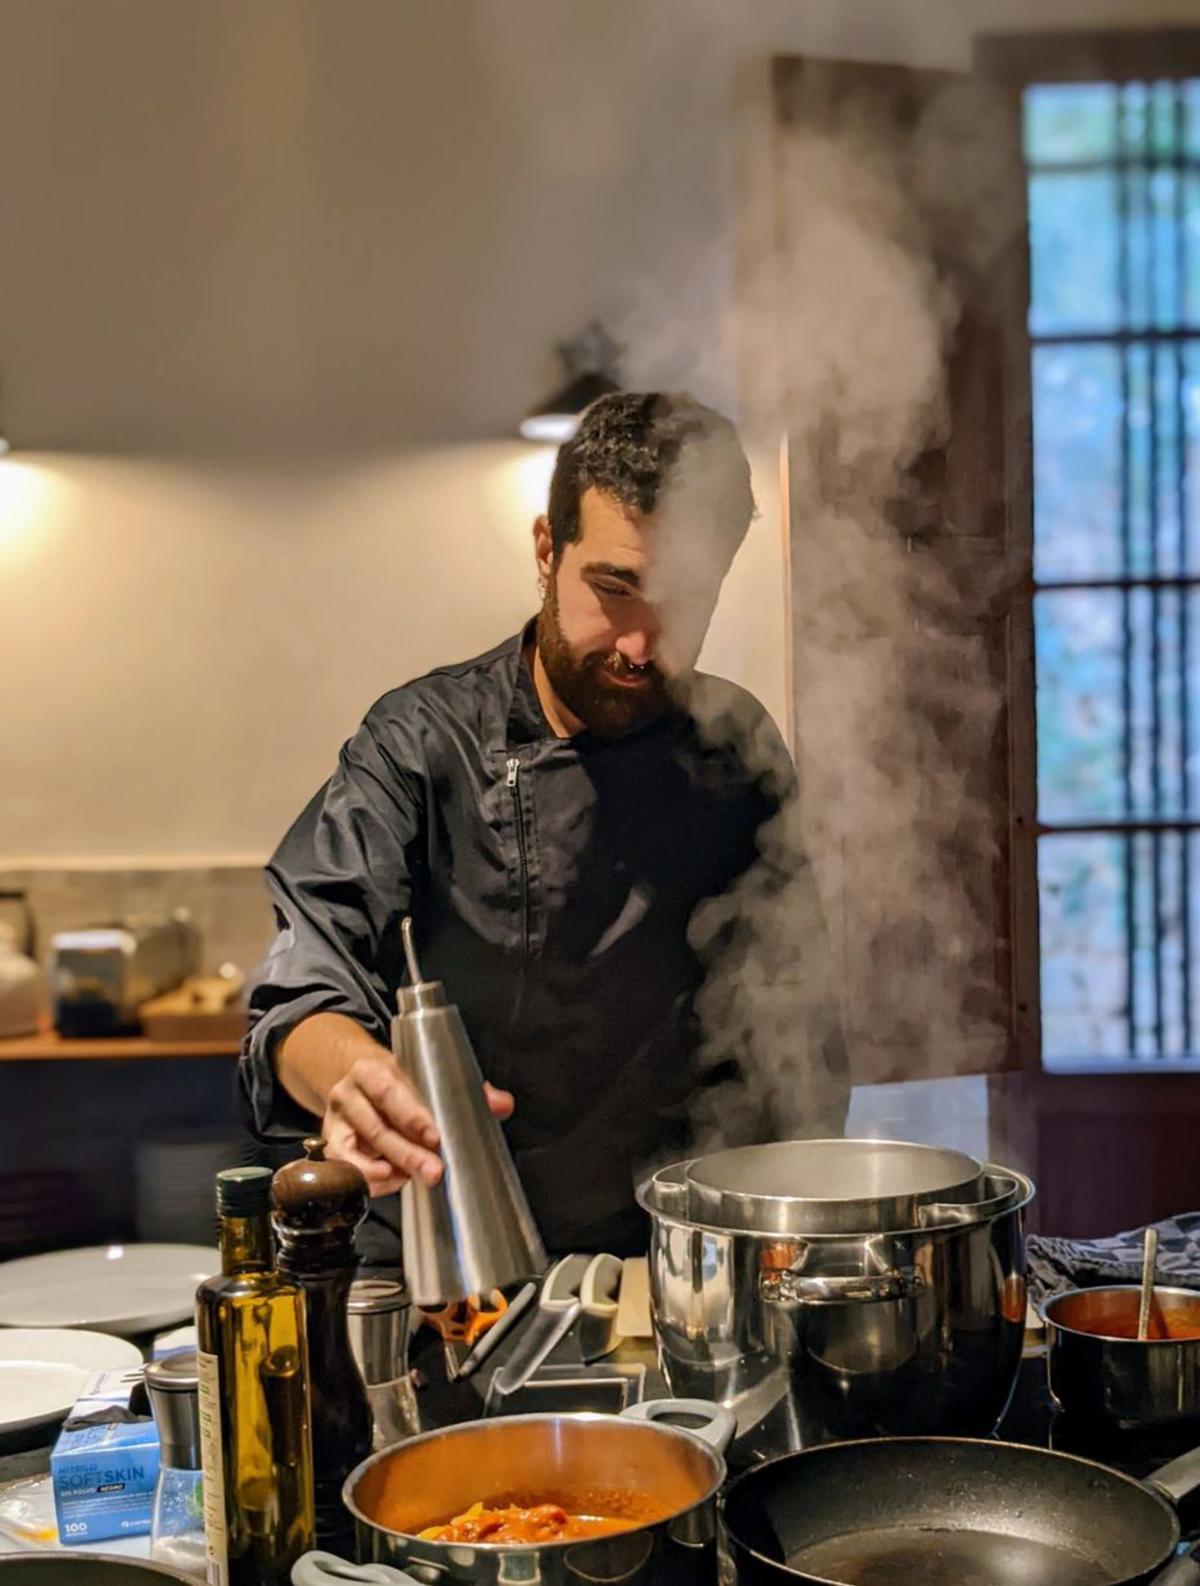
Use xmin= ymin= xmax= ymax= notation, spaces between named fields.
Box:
xmin=1027 ymin=78 xmax=1200 ymax=1066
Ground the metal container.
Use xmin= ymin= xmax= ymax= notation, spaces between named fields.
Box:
xmin=339 ymin=1401 xmax=732 ymax=1585
xmin=393 ymin=921 xmax=546 ymax=1308
xmin=1045 ymin=1285 xmax=1200 ymax=1431
xmin=684 ymin=1139 xmax=987 ymax=1235
xmin=639 ymin=1158 xmax=1035 ymax=1460
xmin=347 ymin=1278 xmax=419 ymax=1446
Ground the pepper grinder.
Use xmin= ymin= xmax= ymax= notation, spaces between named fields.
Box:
xmin=144 ymin=1352 xmax=206 ymax=1580
xmin=273 ymin=1140 xmax=371 ymax=1556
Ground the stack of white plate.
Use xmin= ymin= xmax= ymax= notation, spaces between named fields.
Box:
xmin=0 ymin=1244 xmax=218 ymax=1336
xmin=135 ymin=1132 xmax=255 ymax=1245
xmin=0 ymin=1328 xmax=143 ymax=1446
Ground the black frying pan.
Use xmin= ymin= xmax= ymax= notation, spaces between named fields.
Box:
xmin=721 ymin=1437 xmax=1200 ymax=1586
xmin=0 ymin=1558 xmax=196 ymax=1585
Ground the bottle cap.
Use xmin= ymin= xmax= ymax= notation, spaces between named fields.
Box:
xmin=216 ymin=1165 xmax=272 ymax=1217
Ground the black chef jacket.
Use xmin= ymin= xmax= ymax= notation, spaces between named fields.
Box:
xmin=240 ymin=624 xmax=837 ymax=1256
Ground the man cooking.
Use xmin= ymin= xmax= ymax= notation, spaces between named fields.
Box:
xmin=240 ymin=392 xmax=848 ymax=1258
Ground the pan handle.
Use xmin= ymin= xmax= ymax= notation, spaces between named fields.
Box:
xmin=1146 ymin=1446 xmax=1200 ymax=1507
xmin=1148 ymin=1541 xmax=1200 ymax=1586
xmin=917 ymin=1171 xmax=1023 ymax=1230
xmin=292 ymin=1552 xmax=426 ymax=1586
xmin=760 ymin=1268 xmax=922 ymax=1305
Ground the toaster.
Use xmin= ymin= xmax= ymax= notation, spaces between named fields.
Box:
xmin=51 ymin=913 xmax=200 ymax=1037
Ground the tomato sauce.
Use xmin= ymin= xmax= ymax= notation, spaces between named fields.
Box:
xmin=417 ymin=1502 xmax=633 ymax=1545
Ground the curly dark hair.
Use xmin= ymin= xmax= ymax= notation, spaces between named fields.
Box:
xmin=545 ymin=391 xmax=750 ymax=560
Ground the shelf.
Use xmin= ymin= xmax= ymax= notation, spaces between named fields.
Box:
xmin=0 ymin=1025 xmax=241 ymax=1062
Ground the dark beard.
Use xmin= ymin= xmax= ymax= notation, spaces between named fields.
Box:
xmin=536 ymin=579 xmax=672 ymax=737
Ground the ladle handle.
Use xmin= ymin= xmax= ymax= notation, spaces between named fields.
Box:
xmin=1139 ymin=1226 xmax=1160 ymax=1342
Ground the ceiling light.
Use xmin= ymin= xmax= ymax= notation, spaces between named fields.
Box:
xmin=520 ymin=322 xmax=621 ymax=443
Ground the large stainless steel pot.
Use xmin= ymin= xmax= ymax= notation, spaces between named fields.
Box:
xmin=639 ymin=1150 xmax=1035 ymax=1461
xmin=335 ymin=1399 xmax=733 ymax=1585
xmin=684 ymin=1138 xmax=986 ymax=1235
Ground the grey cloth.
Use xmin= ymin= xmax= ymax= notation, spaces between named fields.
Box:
xmin=1027 ymin=1214 xmax=1200 ymax=1303
xmin=241 ymin=625 xmax=847 ymax=1256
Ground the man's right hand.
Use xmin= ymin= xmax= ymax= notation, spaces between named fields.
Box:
xmin=323 ymin=1050 xmax=515 ymax=1195
xmin=276 ymin=1011 xmax=514 ymax=1198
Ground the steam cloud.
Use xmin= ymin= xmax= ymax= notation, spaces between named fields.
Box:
xmin=664 ymin=77 xmax=1022 ymax=1153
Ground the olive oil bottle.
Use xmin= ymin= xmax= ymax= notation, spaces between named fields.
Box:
xmin=195 ymin=1166 xmax=315 ymax=1586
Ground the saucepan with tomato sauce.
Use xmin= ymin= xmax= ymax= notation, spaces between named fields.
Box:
xmin=333 ymin=1399 xmax=734 ymax=1585
xmin=1045 ymin=1284 xmax=1200 ymax=1430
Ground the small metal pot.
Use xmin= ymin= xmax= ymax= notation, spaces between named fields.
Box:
xmin=336 ymin=1399 xmax=733 ymax=1585
xmin=1045 ymin=1285 xmax=1200 ymax=1430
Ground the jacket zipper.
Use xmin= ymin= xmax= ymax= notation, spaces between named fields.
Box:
xmin=506 ymin=755 xmax=530 ymax=961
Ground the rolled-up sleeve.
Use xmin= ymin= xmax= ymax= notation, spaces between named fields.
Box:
xmin=240 ymin=712 xmax=424 ymax=1141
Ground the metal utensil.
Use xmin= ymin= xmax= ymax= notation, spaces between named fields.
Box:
xmin=489 ymin=1253 xmax=591 ymax=1400
xmin=393 ymin=919 xmax=546 ymax=1307
xmin=1140 ymin=1226 xmax=1161 ymax=1341
xmin=579 ymin=1253 xmax=624 ymax=1363
xmin=451 ymin=1279 xmax=538 ymax=1382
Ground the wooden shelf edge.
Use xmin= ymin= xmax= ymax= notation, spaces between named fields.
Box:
xmin=0 ymin=1030 xmax=241 ymax=1061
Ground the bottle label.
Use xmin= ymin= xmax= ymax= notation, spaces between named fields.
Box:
xmin=196 ymin=1349 xmax=229 ymax=1586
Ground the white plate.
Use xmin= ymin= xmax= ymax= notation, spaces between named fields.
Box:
xmin=0 ymin=1327 xmax=143 ymax=1435
xmin=0 ymin=1244 xmax=218 ymax=1335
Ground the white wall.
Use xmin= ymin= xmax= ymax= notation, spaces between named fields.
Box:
xmin=0 ymin=444 xmax=787 ymax=857
xmin=2 ymin=0 xmax=1193 ymax=860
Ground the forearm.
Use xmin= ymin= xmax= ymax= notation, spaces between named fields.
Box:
xmin=276 ymin=1011 xmax=392 ymax=1116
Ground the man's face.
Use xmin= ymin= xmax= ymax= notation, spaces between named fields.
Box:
xmin=534 ymin=487 xmax=725 ymax=737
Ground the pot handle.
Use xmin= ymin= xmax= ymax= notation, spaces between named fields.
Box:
xmin=917 ymin=1171 xmax=1020 ymax=1230
xmin=292 ymin=1553 xmax=426 ymax=1586
xmin=621 ymin=1396 xmax=736 ymax=1453
xmin=760 ymin=1268 xmax=921 ymax=1305
xmin=1149 ymin=1542 xmax=1200 ymax=1586
xmin=1146 ymin=1446 xmax=1200 ymax=1508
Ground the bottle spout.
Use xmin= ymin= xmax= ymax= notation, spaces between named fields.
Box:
xmin=395 ymin=918 xmax=447 ymax=1015
xmin=401 ymin=916 xmax=423 ymax=986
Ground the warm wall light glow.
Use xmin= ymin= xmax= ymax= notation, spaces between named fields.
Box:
xmin=0 ymin=458 xmax=72 ymax=562
xmin=485 ymin=445 xmax=557 ymax=554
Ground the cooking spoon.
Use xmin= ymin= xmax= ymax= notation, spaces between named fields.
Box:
xmin=1138 ymin=1226 xmax=1160 ymax=1342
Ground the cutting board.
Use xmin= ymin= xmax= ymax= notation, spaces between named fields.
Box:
xmin=616 ymin=1257 xmax=653 ymax=1339
xmin=139 ymin=974 xmax=248 ymax=1043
